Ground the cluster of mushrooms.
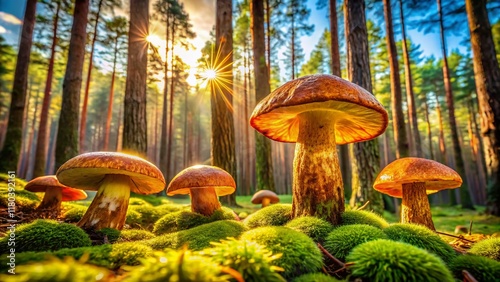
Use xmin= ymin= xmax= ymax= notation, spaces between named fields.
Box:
xmin=24 ymin=74 xmax=461 ymax=232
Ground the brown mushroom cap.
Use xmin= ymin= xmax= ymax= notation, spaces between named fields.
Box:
xmin=167 ymin=165 xmax=235 ymax=196
xmin=250 ymin=74 xmax=388 ymax=145
xmin=25 ymin=175 xmax=87 ymax=201
xmin=373 ymin=157 xmax=462 ymax=198
xmin=56 ymin=152 xmax=165 ymax=195
xmin=251 ymin=190 xmax=280 ymax=204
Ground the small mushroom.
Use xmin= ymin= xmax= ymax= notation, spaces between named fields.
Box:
xmin=373 ymin=157 xmax=462 ymax=230
xmin=167 ymin=165 xmax=236 ymax=216
xmin=250 ymin=74 xmax=388 ymax=224
xmin=25 ymin=175 xmax=87 ymax=213
xmin=251 ymin=190 xmax=279 ymax=208
xmin=56 ymin=152 xmax=165 ymax=230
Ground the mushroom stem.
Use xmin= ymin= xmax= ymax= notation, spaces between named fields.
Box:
xmin=401 ymin=182 xmax=435 ymax=230
xmin=190 ymin=187 xmax=221 ymax=216
xmin=36 ymin=187 xmax=62 ymax=211
xmin=77 ymin=174 xmax=131 ymax=230
xmin=261 ymin=197 xmax=271 ymax=207
xmin=292 ymin=111 xmax=344 ymax=224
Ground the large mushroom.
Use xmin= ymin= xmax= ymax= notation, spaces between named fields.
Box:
xmin=250 ymin=74 xmax=388 ymax=224
xmin=373 ymin=157 xmax=462 ymax=230
xmin=25 ymin=175 xmax=87 ymax=213
xmin=56 ymin=152 xmax=165 ymax=230
xmin=251 ymin=190 xmax=280 ymax=208
xmin=167 ymin=165 xmax=235 ymax=216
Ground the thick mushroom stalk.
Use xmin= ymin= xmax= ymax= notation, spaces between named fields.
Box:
xmin=36 ymin=187 xmax=63 ymax=211
xmin=292 ymin=111 xmax=344 ymax=224
xmin=77 ymin=175 xmax=131 ymax=230
xmin=261 ymin=198 xmax=271 ymax=207
xmin=189 ymin=187 xmax=221 ymax=216
xmin=401 ymin=182 xmax=435 ymax=230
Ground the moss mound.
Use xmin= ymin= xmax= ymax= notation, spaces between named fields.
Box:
xmin=153 ymin=207 xmax=236 ymax=234
xmin=244 ymin=204 xmax=292 ymax=228
xmin=129 ymin=193 xmax=171 ymax=206
xmin=200 ymin=238 xmax=286 ymax=282
xmin=340 ymin=210 xmax=389 ymax=229
xmin=384 ymin=223 xmax=456 ymax=263
xmin=324 ymin=224 xmax=388 ymax=261
xmin=347 ymin=239 xmax=454 ymax=282
xmin=293 ymin=273 xmax=341 ymax=282
xmin=146 ymin=220 xmax=248 ymax=251
xmin=118 ymin=229 xmax=155 ymax=242
xmin=61 ymin=205 xmax=87 ymax=222
xmin=0 ymin=182 xmax=40 ymax=213
xmin=468 ymin=237 xmax=500 ymax=261
xmin=0 ymin=220 xmax=91 ymax=253
xmin=97 ymin=228 xmax=121 ymax=243
xmin=125 ymin=209 xmax=142 ymax=226
xmin=240 ymin=226 xmax=323 ymax=279
xmin=285 ymin=216 xmax=333 ymax=243
xmin=449 ymin=255 xmax=500 ymax=282
xmin=128 ymin=197 xmax=153 ymax=206
xmin=129 ymin=204 xmax=186 ymax=226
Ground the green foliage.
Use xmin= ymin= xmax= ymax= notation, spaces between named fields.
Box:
xmin=125 ymin=209 xmax=142 ymax=226
xmin=61 ymin=205 xmax=87 ymax=222
xmin=200 ymin=238 xmax=286 ymax=282
xmin=129 ymin=193 xmax=172 ymax=206
xmin=383 ymin=223 xmax=457 ymax=263
xmin=449 ymin=255 xmax=500 ymax=282
xmin=153 ymin=207 xmax=236 ymax=234
xmin=285 ymin=216 xmax=334 ymax=243
xmin=240 ymin=226 xmax=323 ymax=279
xmin=123 ymin=249 xmax=231 ymax=282
xmin=346 ymin=239 xmax=454 ymax=282
xmin=0 ymin=173 xmax=28 ymax=188
xmin=97 ymin=228 xmax=121 ymax=243
xmin=0 ymin=183 xmax=40 ymax=213
xmin=129 ymin=203 xmax=186 ymax=225
xmin=324 ymin=224 xmax=388 ymax=261
xmin=118 ymin=229 xmax=155 ymax=242
xmin=244 ymin=204 xmax=292 ymax=228
xmin=340 ymin=210 xmax=389 ymax=229
xmin=129 ymin=197 xmax=153 ymax=206
xmin=0 ymin=220 xmax=91 ymax=253
xmin=293 ymin=273 xmax=341 ymax=282
xmin=146 ymin=220 xmax=248 ymax=251
xmin=468 ymin=237 xmax=500 ymax=261
xmin=238 ymin=212 xmax=248 ymax=219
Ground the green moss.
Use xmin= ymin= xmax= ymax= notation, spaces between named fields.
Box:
xmin=293 ymin=273 xmax=342 ymax=282
xmin=384 ymin=223 xmax=457 ymax=263
xmin=97 ymin=228 xmax=121 ymax=243
xmin=129 ymin=193 xmax=172 ymax=206
xmin=285 ymin=216 xmax=334 ymax=243
xmin=153 ymin=207 xmax=236 ymax=234
xmin=0 ymin=183 xmax=40 ymax=213
xmin=449 ymin=255 xmax=500 ymax=282
xmin=340 ymin=210 xmax=389 ymax=229
xmin=324 ymin=224 xmax=388 ymax=261
xmin=244 ymin=204 xmax=292 ymax=228
xmin=129 ymin=204 xmax=186 ymax=225
xmin=346 ymin=239 xmax=454 ymax=282
xmin=125 ymin=209 xmax=142 ymax=226
xmin=145 ymin=220 xmax=248 ymax=251
xmin=238 ymin=212 xmax=248 ymax=219
xmin=61 ymin=205 xmax=87 ymax=222
xmin=468 ymin=237 xmax=500 ymax=261
xmin=240 ymin=226 xmax=323 ymax=279
xmin=199 ymin=238 xmax=286 ymax=282
xmin=118 ymin=229 xmax=155 ymax=242
xmin=0 ymin=173 xmax=28 ymax=188
xmin=0 ymin=220 xmax=91 ymax=253
xmin=123 ymin=249 xmax=231 ymax=282
xmin=129 ymin=197 xmax=153 ymax=206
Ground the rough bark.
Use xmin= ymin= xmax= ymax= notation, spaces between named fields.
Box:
xmin=159 ymin=13 xmax=170 ymax=177
xmin=122 ymin=0 xmax=149 ymax=156
xmin=251 ymin=0 xmax=275 ymax=192
xmin=166 ymin=17 xmax=175 ymax=180
xmin=103 ymin=38 xmax=118 ymax=151
xmin=423 ymin=97 xmax=434 ymax=160
xmin=401 ymin=182 xmax=435 ymax=230
xmin=190 ymin=188 xmax=222 ymax=216
xmin=0 ymin=0 xmax=37 ymax=172
xmin=466 ymin=0 xmax=500 ymax=215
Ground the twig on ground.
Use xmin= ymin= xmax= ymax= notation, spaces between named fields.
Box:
xmin=436 ymin=231 xmax=475 ymax=243
xmin=469 ymin=220 xmax=473 ymax=236
xmin=355 ymin=201 xmax=370 ymax=211
xmin=318 ymin=243 xmax=345 ymax=267
xmin=462 ymin=270 xmax=478 ymax=282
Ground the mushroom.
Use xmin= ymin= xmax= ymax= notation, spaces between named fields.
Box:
xmin=25 ymin=175 xmax=87 ymax=212
xmin=56 ymin=152 xmax=165 ymax=230
xmin=166 ymin=165 xmax=236 ymax=216
xmin=251 ymin=190 xmax=279 ymax=208
xmin=250 ymin=74 xmax=388 ymax=224
xmin=373 ymin=157 xmax=462 ymax=230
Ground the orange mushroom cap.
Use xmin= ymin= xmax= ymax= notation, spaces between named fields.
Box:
xmin=167 ymin=165 xmax=236 ymax=196
xmin=250 ymin=74 xmax=388 ymax=144
xmin=25 ymin=175 xmax=87 ymax=201
xmin=251 ymin=190 xmax=280 ymax=204
xmin=373 ymin=157 xmax=462 ymax=198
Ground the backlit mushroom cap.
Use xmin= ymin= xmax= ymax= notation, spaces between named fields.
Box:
xmin=373 ymin=157 xmax=462 ymax=198
xmin=251 ymin=190 xmax=279 ymax=204
xmin=56 ymin=152 xmax=165 ymax=194
xmin=250 ymin=74 xmax=388 ymax=144
xmin=167 ymin=165 xmax=236 ymax=196
xmin=25 ymin=175 xmax=87 ymax=201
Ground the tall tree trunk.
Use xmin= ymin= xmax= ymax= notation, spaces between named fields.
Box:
xmin=116 ymin=98 xmax=124 ymax=151
xmin=383 ymin=0 xmax=408 ymax=159
xmin=213 ymin=0 xmax=238 ymax=206
xmin=55 ymin=0 xmax=90 ymax=170
xmin=79 ymin=0 xmax=103 ymax=152
xmin=160 ymin=13 xmax=170 ymax=176
xmin=423 ymin=96 xmax=434 ymax=160
xmin=104 ymin=40 xmax=118 ymax=151
xmin=18 ymin=82 xmax=33 ymax=175
xmin=398 ymin=0 xmax=422 ymax=157
xmin=0 ymin=0 xmax=37 ymax=172
xmin=122 ymin=0 xmax=149 ymax=156
xmin=33 ymin=2 xmax=61 ymax=177
xmin=251 ymin=0 xmax=275 ymax=192
xmin=20 ymin=88 xmax=41 ymax=179
xmin=291 ymin=17 xmax=295 ymax=80
xmin=265 ymin=0 xmax=271 ymax=75
xmin=166 ymin=18 xmax=175 ymax=180
xmin=345 ymin=0 xmax=383 ymax=215
xmin=437 ymin=0 xmax=474 ymax=209
xmin=466 ymin=0 xmax=500 ymax=215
